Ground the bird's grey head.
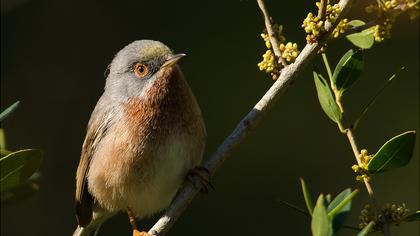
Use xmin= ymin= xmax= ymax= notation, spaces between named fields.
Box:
xmin=104 ymin=40 xmax=184 ymax=100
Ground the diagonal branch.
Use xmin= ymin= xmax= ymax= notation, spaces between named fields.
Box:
xmin=148 ymin=0 xmax=355 ymax=235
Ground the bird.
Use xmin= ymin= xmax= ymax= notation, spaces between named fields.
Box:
xmin=73 ymin=40 xmax=207 ymax=236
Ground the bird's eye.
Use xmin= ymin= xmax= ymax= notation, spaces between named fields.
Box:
xmin=134 ymin=63 xmax=149 ymax=78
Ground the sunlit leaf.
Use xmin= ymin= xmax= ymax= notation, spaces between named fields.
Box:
xmin=0 ymin=129 xmax=5 ymax=149
xmin=332 ymin=49 xmax=364 ymax=95
xmin=0 ymin=101 xmax=20 ymax=122
xmin=300 ymin=178 xmax=314 ymax=215
xmin=367 ymin=131 xmax=416 ymax=173
xmin=327 ymin=189 xmax=359 ymax=232
xmin=313 ymin=71 xmax=342 ymax=123
xmin=357 ymin=221 xmax=375 ymax=236
xmin=0 ymin=149 xmax=43 ymax=193
xmin=312 ymin=194 xmax=333 ymax=236
xmin=346 ymin=20 xmax=375 ymax=49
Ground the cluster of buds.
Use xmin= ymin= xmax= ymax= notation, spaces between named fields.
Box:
xmin=302 ymin=0 xmax=347 ymax=43
xmin=324 ymin=1 xmax=342 ymax=22
xmin=280 ymin=42 xmax=300 ymax=62
xmin=332 ymin=18 xmax=351 ymax=38
xmin=382 ymin=203 xmax=410 ymax=226
xmin=359 ymin=204 xmax=377 ymax=231
xmin=258 ymin=25 xmax=300 ymax=78
xmin=372 ymin=19 xmax=393 ymax=42
xmin=258 ymin=49 xmax=280 ymax=74
xmin=302 ymin=12 xmax=325 ymax=43
xmin=351 ymin=149 xmax=372 ymax=181
xmin=366 ymin=0 xmax=420 ymax=42
xmin=359 ymin=203 xmax=410 ymax=232
xmin=260 ymin=24 xmax=286 ymax=48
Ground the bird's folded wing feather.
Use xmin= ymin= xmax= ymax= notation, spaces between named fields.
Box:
xmin=75 ymin=102 xmax=111 ymax=227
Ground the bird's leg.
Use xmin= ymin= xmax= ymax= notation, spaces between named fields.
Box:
xmin=187 ymin=166 xmax=214 ymax=194
xmin=127 ymin=208 xmax=152 ymax=236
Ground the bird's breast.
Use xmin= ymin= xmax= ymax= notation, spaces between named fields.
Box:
xmin=87 ymin=65 xmax=206 ymax=216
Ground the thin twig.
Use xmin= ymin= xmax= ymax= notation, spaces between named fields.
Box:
xmin=148 ymin=0 xmax=355 ymax=235
xmin=278 ymin=199 xmax=310 ymax=216
xmin=353 ymin=70 xmax=400 ymax=130
xmin=256 ymin=0 xmax=288 ymax=67
xmin=318 ymin=0 xmax=328 ymax=20
xmin=328 ymin=33 xmax=391 ymax=233
xmin=344 ymin=128 xmax=391 ymax=236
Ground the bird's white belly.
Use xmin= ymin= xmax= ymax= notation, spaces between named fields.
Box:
xmin=126 ymin=133 xmax=200 ymax=217
xmin=88 ymin=132 xmax=201 ymax=218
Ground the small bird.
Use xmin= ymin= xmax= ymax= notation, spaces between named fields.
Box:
xmin=73 ymin=40 xmax=206 ymax=236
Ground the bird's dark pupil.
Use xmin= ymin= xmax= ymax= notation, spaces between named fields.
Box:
xmin=139 ymin=66 xmax=144 ymax=72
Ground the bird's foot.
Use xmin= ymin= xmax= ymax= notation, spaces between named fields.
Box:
xmin=133 ymin=229 xmax=152 ymax=236
xmin=127 ymin=208 xmax=149 ymax=236
xmin=187 ymin=166 xmax=214 ymax=194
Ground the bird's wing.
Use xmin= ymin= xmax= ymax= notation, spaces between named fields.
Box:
xmin=75 ymin=101 xmax=111 ymax=227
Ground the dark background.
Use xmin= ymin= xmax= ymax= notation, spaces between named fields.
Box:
xmin=1 ymin=0 xmax=418 ymax=235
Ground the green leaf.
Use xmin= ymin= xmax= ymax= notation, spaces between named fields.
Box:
xmin=1 ymin=180 xmax=39 ymax=204
xmin=346 ymin=20 xmax=375 ymax=49
xmin=327 ymin=189 xmax=358 ymax=217
xmin=0 ymin=149 xmax=43 ymax=193
xmin=327 ymin=189 xmax=351 ymax=231
xmin=325 ymin=194 xmax=332 ymax=205
xmin=357 ymin=221 xmax=375 ymax=236
xmin=327 ymin=189 xmax=359 ymax=232
xmin=0 ymin=101 xmax=20 ymax=122
xmin=313 ymin=71 xmax=342 ymax=123
xmin=367 ymin=131 xmax=416 ymax=173
xmin=312 ymin=194 xmax=333 ymax=236
xmin=332 ymin=49 xmax=364 ymax=95
xmin=300 ymin=178 xmax=314 ymax=215
xmin=0 ymin=129 xmax=5 ymax=149
xmin=404 ymin=210 xmax=420 ymax=222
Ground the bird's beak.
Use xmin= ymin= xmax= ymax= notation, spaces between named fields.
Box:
xmin=162 ymin=53 xmax=186 ymax=68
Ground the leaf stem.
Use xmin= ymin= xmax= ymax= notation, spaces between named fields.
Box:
xmin=322 ymin=53 xmax=333 ymax=81
xmin=322 ymin=53 xmax=344 ymax=114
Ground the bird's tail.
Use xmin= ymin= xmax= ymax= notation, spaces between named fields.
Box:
xmin=72 ymin=224 xmax=101 ymax=236
xmin=72 ymin=211 xmax=112 ymax=236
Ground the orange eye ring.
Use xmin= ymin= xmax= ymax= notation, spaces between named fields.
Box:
xmin=134 ymin=63 xmax=149 ymax=78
